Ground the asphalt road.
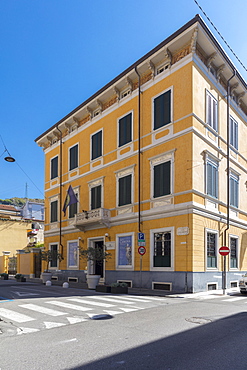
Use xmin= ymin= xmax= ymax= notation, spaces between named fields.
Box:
xmin=0 ymin=282 xmax=247 ymax=370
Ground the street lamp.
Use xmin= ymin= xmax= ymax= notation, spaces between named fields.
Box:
xmin=4 ymin=156 xmax=15 ymax=162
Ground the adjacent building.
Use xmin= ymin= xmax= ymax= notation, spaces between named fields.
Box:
xmin=35 ymin=15 xmax=247 ymax=292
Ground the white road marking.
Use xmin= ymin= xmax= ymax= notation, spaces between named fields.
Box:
xmin=46 ymin=301 xmax=92 ymax=311
xmin=86 ymin=296 xmax=134 ymax=305
xmin=102 ymin=310 xmax=123 ymax=316
xmin=19 ymin=304 xmax=67 ymax=316
xmin=222 ymin=297 xmax=247 ymax=302
xmin=11 ymin=291 xmax=39 ymax=297
xmin=0 ymin=308 xmax=35 ymax=323
xmin=107 ymin=296 xmax=151 ymax=303
xmin=17 ymin=327 xmax=40 ymax=335
xmin=118 ymin=307 xmax=139 ymax=312
xmin=68 ymin=298 xmax=115 ymax=308
xmin=44 ymin=321 xmax=66 ymax=329
xmin=67 ymin=317 xmax=88 ymax=324
xmin=128 ymin=295 xmax=166 ymax=301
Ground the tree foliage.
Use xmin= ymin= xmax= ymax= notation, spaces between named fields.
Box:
xmin=0 ymin=197 xmax=44 ymax=207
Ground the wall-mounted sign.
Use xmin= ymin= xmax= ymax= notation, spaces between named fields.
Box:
xmin=105 ymin=241 xmax=115 ymax=250
xmin=177 ymin=227 xmax=189 ymax=236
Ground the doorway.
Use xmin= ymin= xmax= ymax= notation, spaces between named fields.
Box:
xmin=94 ymin=240 xmax=104 ymax=278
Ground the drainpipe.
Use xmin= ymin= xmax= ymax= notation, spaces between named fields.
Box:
xmin=135 ymin=66 xmax=141 ymax=233
xmin=56 ymin=125 xmax=64 ymax=258
xmin=223 ymin=69 xmax=236 ymax=293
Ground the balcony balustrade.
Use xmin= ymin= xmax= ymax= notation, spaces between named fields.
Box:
xmin=74 ymin=208 xmax=110 ymax=230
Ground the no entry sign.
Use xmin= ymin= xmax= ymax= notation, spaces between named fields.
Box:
xmin=219 ymin=246 xmax=230 ymax=256
xmin=138 ymin=246 xmax=146 ymax=256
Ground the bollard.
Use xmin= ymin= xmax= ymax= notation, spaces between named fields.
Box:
xmin=46 ymin=280 xmax=52 ymax=286
xmin=63 ymin=282 xmax=69 ymax=288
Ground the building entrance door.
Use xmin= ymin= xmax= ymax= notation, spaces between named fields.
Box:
xmin=94 ymin=240 xmax=104 ymax=278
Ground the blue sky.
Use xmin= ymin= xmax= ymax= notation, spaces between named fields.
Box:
xmin=0 ymin=0 xmax=246 ymax=200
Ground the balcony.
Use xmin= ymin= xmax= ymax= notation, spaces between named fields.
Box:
xmin=74 ymin=208 xmax=111 ymax=231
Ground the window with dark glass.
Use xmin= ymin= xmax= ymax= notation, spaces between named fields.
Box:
xmin=118 ymin=175 xmax=131 ymax=206
xmin=91 ymin=185 xmax=101 ymax=210
xmin=154 ymin=161 xmax=171 ymax=198
xmin=51 ymin=156 xmax=58 ymax=179
xmin=50 ymin=200 xmax=58 ymax=223
xmin=91 ymin=131 xmax=102 ymax=160
xmin=69 ymin=144 xmax=78 ymax=171
xmin=119 ymin=113 xmax=132 ymax=147
xmin=69 ymin=193 xmax=78 ymax=218
xmin=154 ymin=232 xmax=171 ymax=267
xmin=230 ymin=237 xmax=238 ymax=268
xmin=50 ymin=244 xmax=58 ymax=268
xmin=207 ymin=232 xmax=217 ymax=268
xmin=154 ymin=90 xmax=171 ymax=130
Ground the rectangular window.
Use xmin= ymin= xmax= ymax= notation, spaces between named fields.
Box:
xmin=50 ymin=200 xmax=58 ymax=223
xmin=91 ymin=131 xmax=102 ymax=160
xmin=207 ymin=232 xmax=217 ymax=268
xmin=206 ymin=91 xmax=217 ymax=131
xmin=154 ymin=232 xmax=171 ymax=267
xmin=51 ymin=156 xmax=58 ymax=179
xmin=230 ymin=173 xmax=239 ymax=208
xmin=154 ymin=90 xmax=171 ymax=130
xmin=50 ymin=244 xmax=58 ymax=268
xmin=68 ymin=241 xmax=78 ymax=268
xmin=230 ymin=117 xmax=238 ymax=150
xmin=230 ymin=237 xmax=238 ymax=269
xmin=69 ymin=193 xmax=78 ymax=218
xmin=91 ymin=185 xmax=101 ymax=210
xmin=119 ymin=174 xmax=131 ymax=206
xmin=154 ymin=161 xmax=171 ymax=198
xmin=119 ymin=113 xmax=132 ymax=147
xmin=206 ymin=159 xmax=218 ymax=198
xmin=118 ymin=235 xmax=133 ymax=267
xmin=69 ymin=144 xmax=78 ymax=171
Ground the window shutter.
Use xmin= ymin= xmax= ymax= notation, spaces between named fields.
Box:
xmin=154 ymin=91 xmax=171 ymax=130
xmin=91 ymin=185 xmax=101 ymax=209
xmin=70 ymin=145 xmax=78 ymax=170
xmin=119 ymin=175 xmax=131 ymax=206
xmin=119 ymin=113 xmax=132 ymax=147
xmin=154 ymin=161 xmax=170 ymax=198
xmin=92 ymin=131 xmax=102 ymax=160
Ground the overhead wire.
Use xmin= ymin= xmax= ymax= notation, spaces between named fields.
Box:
xmin=194 ymin=0 xmax=247 ymax=73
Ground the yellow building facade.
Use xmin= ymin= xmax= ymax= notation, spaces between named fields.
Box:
xmin=36 ymin=15 xmax=247 ymax=292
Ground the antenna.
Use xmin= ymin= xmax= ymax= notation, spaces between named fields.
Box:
xmin=25 ymin=183 xmax=28 ymax=200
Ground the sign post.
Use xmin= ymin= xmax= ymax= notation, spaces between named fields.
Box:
xmin=219 ymin=246 xmax=230 ymax=295
xmin=138 ymin=245 xmax=146 ymax=290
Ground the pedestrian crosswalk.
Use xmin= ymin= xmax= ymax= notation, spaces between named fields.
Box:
xmin=0 ymin=294 xmax=167 ymax=336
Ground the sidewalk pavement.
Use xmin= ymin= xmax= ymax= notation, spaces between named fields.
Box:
xmin=0 ymin=276 xmax=240 ymax=298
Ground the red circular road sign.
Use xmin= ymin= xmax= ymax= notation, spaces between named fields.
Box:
xmin=138 ymin=246 xmax=146 ymax=256
xmin=219 ymin=246 xmax=230 ymax=256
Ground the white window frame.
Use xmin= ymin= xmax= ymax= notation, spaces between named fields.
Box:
xmin=67 ymin=240 xmax=79 ymax=269
xmin=50 ymin=155 xmax=58 ymax=180
xmin=49 ymin=242 xmax=59 ymax=270
xmin=152 ymin=86 xmax=173 ymax=132
xmin=150 ymin=227 xmax=174 ymax=271
xmin=90 ymin=129 xmax=103 ymax=161
xmin=229 ymin=235 xmax=239 ymax=270
xmin=205 ymin=229 xmax=218 ymax=271
xmin=204 ymin=152 xmax=219 ymax=199
xmin=50 ymin=196 xmax=59 ymax=223
xmin=230 ymin=170 xmax=239 ymax=208
xmin=116 ymin=232 xmax=135 ymax=270
xmin=117 ymin=110 xmax=133 ymax=148
xmin=115 ymin=165 xmax=135 ymax=208
xmin=88 ymin=177 xmax=104 ymax=210
xmin=230 ymin=116 xmax=238 ymax=150
xmin=150 ymin=151 xmax=174 ymax=200
xmin=68 ymin=142 xmax=79 ymax=171
xmin=206 ymin=90 xmax=218 ymax=132
xmin=69 ymin=186 xmax=79 ymax=219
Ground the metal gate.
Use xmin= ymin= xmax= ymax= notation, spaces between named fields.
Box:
xmin=34 ymin=253 xmax=41 ymax=278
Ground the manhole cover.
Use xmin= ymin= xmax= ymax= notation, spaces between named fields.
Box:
xmin=186 ymin=317 xmax=212 ymax=325
xmin=90 ymin=314 xmax=113 ymax=320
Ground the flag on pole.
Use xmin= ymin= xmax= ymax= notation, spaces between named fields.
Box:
xmin=62 ymin=185 xmax=78 ymax=216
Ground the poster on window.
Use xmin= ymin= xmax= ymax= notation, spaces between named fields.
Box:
xmin=118 ymin=235 xmax=132 ymax=266
xmin=68 ymin=242 xmax=78 ymax=267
